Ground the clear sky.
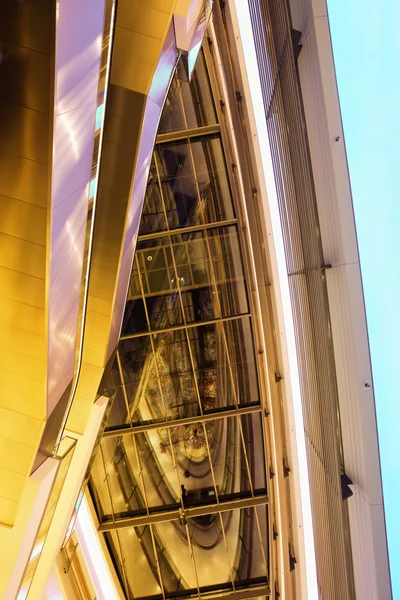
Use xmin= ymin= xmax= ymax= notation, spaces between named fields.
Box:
xmin=327 ymin=0 xmax=400 ymax=596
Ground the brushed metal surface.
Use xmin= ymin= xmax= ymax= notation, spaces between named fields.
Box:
xmin=0 ymin=44 xmax=51 ymax=113
xmin=0 ymin=151 xmax=48 ymax=206
xmin=0 ymin=195 xmax=46 ymax=245
xmin=37 ymin=0 xmax=106 ymax=467
xmin=0 ymin=102 xmax=49 ymax=164
xmin=0 ymin=0 xmax=53 ymax=54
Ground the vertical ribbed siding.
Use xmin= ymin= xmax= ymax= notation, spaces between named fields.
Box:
xmin=247 ymin=1 xmax=353 ymax=598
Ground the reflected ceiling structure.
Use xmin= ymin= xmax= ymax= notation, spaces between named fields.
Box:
xmin=89 ymin=51 xmax=270 ymax=600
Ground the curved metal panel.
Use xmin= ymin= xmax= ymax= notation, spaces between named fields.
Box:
xmin=46 ymin=0 xmax=106 ymax=417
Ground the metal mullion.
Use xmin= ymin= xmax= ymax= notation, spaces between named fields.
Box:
xmin=152 ymin=148 xmax=205 ymax=419
xmin=183 ymin=519 xmax=202 ymax=600
xmin=136 ymin=254 xmax=170 ymax=423
xmin=103 ymin=404 xmax=263 ymax=438
xmin=202 ymin=229 xmax=243 ymax=410
xmin=99 ymin=494 xmax=269 ymax=530
xmin=259 ymin=405 xmax=276 ymax=588
xmin=138 ymin=250 xmax=152 ymax=303
xmin=159 ymin=409 xmax=188 ymax=514
xmin=156 ymin=123 xmax=221 ymax=144
xmin=199 ymin=418 xmax=220 ymax=502
xmin=131 ymin=433 xmax=151 ymax=517
xmin=152 ymin=144 xmax=203 ymax=402
xmin=133 ymin=274 xmax=246 ymax=302
xmin=138 ymin=218 xmax=237 ymax=242
xmin=99 ymin=443 xmax=116 ymax=523
xmin=217 ymin=511 xmax=236 ymax=593
xmin=148 ymin=524 xmax=166 ymax=600
xmin=176 ymin=75 xmax=208 ymax=229
xmin=121 ymin=312 xmax=250 ymax=340
xmin=206 ymin=18 xmax=286 ymax=597
xmin=206 ymin=23 xmax=280 ymax=596
xmin=201 ymin=223 xmax=257 ymax=497
xmin=204 ymin=19 xmax=272 ymax=425
xmin=252 ymin=504 xmax=269 ymax=579
xmin=114 ymin=529 xmax=131 ymax=598
xmin=116 ymin=350 xmax=133 ymax=428
xmin=207 ymin=21 xmax=282 ymax=593
xmin=236 ymin=415 xmax=256 ymax=499
xmin=132 ymin=252 xmax=173 ymax=426
xmin=197 ymin=585 xmax=270 ymax=600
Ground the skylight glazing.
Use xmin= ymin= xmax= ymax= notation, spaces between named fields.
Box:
xmin=88 ymin=50 xmax=270 ymax=600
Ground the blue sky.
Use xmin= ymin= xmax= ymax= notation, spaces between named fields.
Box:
xmin=327 ymin=0 xmax=400 ymax=595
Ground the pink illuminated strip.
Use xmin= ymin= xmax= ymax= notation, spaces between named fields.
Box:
xmin=75 ymin=496 xmax=121 ymax=600
xmin=231 ymin=0 xmax=319 ymax=597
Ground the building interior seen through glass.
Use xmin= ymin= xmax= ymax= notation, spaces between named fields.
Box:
xmin=89 ymin=51 xmax=270 ymax=600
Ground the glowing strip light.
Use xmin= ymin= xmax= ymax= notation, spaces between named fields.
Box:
xmin=75 ymin=496 xmax=120 ymax=600
xmin=231 ymin=1 xmax=319 ymax=597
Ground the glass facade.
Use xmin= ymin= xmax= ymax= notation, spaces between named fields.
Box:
xmin=89 ymin=51 xmax=270 ymax=600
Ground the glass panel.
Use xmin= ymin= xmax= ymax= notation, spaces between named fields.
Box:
xmin=158 ymin=76 xmax=186 ymax=134
xmin=135 ymin=430 xmax=181 ymax=513
xmin=186 ymin=507 xmax=268 ymax=590
xmin=180 ymin=51 xmax=217 ymax=129
xmin=191 ymin=136 xmax=234 ymax=224
xmin=188 ymin=322 xmax=237 ymax=411
xmin=169 ymin=420 xmax=218 ymax=507
xmin=101 ymin=437 xmax=142 ymax=520
xmin=154 ymin=329 xmax=201 ymax=420
xmin=123 ymin=255 xmax=148 ymax=336
xmin=89 ymin=450 xmax=113 ymax=521
xmin=238 ymin=412 xmax=267 ymax=494
xmin=106 ymin=358 xmax=128 ymax=430
xmin=158 ymin=51 xmax=217 ymax=134
xmin=224 ymin=317 xmax=259 ymax=405
xmin=137 ymin=238 xmax=184 ymax=331
xmin=139 ymin=160 xmax=167 ymax=235
xmin=118 ymin=336 xmax=165 ymax=424
xmin=234 ymin=508 xmax=269 ymax=582
xmin=104 ymin=532 xmax=132 ymax=600
xmin=207 ymin=226 xmax=248 ymax=318
xmin=89 ymin=45 xmax=271 ymax=600
xmin=156 ymin=136 xmax=234 ymax=231
xmin=157 ymin=140 xmax=199 ymax=230
xmin=112 ymin=528 xmax=163 ymax=599
xmin=156 ymin=520 xmax=197 ymax=591
xmin=171 ymin=231 xmax=218 ymax=323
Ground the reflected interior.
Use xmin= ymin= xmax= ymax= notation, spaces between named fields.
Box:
xmin=89 ymin=51 xmax=269 ymax=600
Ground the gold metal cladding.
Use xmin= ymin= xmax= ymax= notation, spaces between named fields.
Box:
xmin=0 ymin=0 xmax=54 ymax=524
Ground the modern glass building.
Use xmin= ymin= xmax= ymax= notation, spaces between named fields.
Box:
xmin=0 ymin=1 xmax=391 ymax=599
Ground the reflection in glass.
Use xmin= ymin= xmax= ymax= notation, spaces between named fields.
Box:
xmin=156 ymin=136 xmax=235 ymax=230
xmin=116 ymin=318 xmax=260 ymax=430
xmin=105 ymin=507 xmax=268 ymax=600
xmin=88 ymin=41 xmax=271 ymax=600
xmin=92 ymin=413 xmax=266 ymax=522
xmin=180 ymin=51 xmax=217 ymax=130
xmin=158 ymin=51 xmax=216 ymax=134
xmin=139 ymin=160 xmax=168 ymax=235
